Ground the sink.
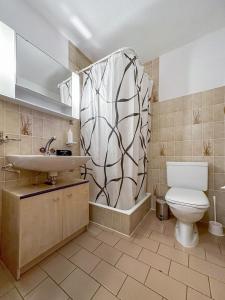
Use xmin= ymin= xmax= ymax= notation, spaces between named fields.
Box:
xmin=6 ymin=155 xmax=90 ymax=184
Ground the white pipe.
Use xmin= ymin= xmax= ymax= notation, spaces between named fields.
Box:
xmin=78 ymin=47 xmax=137 ymax=73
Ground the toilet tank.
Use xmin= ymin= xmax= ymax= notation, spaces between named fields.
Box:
xmin=166 ymin=162 xmax=208 ymax=191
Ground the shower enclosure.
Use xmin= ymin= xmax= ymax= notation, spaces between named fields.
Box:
xmin=80 ymin=48 xmax=153 ymax=234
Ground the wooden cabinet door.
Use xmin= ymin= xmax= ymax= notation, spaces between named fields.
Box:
xmin=20 ymin=190 xmax=62 ymax=267
xmin=62 ymin=183 xmax=89 ymax=239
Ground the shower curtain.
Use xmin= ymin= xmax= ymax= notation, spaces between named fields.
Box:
xmin=80 ymin=49 xmax=153 ymax=210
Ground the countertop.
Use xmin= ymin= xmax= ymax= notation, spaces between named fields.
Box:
xmin=3 ymin=179 xmax=89 ymax=199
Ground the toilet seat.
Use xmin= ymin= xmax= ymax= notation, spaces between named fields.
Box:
xmin=165 ymin=187 xmax=209 ymax=209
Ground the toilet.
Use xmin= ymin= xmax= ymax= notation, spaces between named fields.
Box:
xmin=165 ymin=162 xmax=209 ymax=248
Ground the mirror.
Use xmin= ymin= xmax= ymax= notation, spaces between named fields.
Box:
xmin=15 ymin=35 xmax=77 ymax=118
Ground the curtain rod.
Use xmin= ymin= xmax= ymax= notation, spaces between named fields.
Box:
xmin=78 ymin=47 xmax=137 ymax=73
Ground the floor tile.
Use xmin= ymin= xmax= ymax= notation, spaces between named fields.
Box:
xmin=70 ymin=248 xmax=101 ymax=273
xmin=169 ymin=261 xmax=210 ymax=296
xmin=0 ymin=288 xmax=23 ymax=300
xmin=206 ymin=250 xmax=225 ymax=267
xmin=15 ymin=266 xmax=47 ymax=297
xmin=60 ymin=268 xmax=99 ymax=300
xmin=189 ymin=255 xmax=225 ymax=283
xmin=0 ymin=267 xmax=14 ymax=297
xmin=94 ymin=243 xmax=122 ymax=265
xmin=115 ymin=239 xmax=142 ymax=258
xmin=133 ymin=234 xmax=159 ymax=252
xmin=209 ymin=277 xmax=225 ymax=300
xmin=138 ymin=248 xmax=170 ymax=274
xmin=96 ymin=231 xmax=121 ymax=247
xmin=145 ymin=268 xmax=186 ymax=300
xmin=149 ymin=231 xmax=175 ymax=247
xmin=40 ymin=253 xmax=75 ymax=283
xmin=58 ymin=239 xmax=81 ymax=258
xmin=118 ymin=276 xmax=162 ymax=300
xmin=25 ymin=278 xmax=68 ymax=300
xmin=116 ymin=254 xmax=149 ymax=283
xmin=175 ymin=241 xmax=206 ymax=259
xmin=75 ymin=232 xmax=102 ymax=252
xmin=187 ymin=288 xmax=211 ymax=300
xmin=91 ymin=261 xmax=126 ymax=295
xmin=158 ymin=243 xmax=188 ymax=266
xmin=92 ymin=286 xmax=117 ymax=300
xmin=87 ymin=223 xmax=103 ymax=237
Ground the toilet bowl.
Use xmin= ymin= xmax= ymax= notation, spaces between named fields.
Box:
xmin=165 ymin=162 xmax=209 ymax=248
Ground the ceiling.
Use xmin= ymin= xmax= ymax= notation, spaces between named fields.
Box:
xmin=25 ymin=0 xmax=225 ymax=63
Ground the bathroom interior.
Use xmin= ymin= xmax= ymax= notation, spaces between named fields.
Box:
xmin=0 ymin=0 xmax=225 ymax=299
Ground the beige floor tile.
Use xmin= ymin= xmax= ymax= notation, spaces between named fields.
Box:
xmin=175 ymin=241 xmax=206 ymax=259
xmin=150 ymin=231 xmax=175 ymax=247
xmin=115 ymin=239 xmax=142 ymax=258
xmin=138 ymin=248 xmax=170 ymax=274
xmin=187 ymin=288 xmax=211 ymax=300
xmin=25 ymin=278 xmax=68 ymax=300
xmin=75 ymin=232 xmax=102 ymax=252
xmin=206 ymin=250 xmax=225 ymax=267
xmin=189 ymin=255 xmax=225 ymax=283
xmin=96 ymin=231 xmax=121 ymax=246
xmin=169 ymin=261 xmax=210 ymax=296
xmin=94 ymin=243 xmax=122 ymax=265
xmin=40 ymin=253 xmax=75 ymax=283
xmin=0 ymin=267 xmax=14 ymax=297
xmin=0 ymin=288 xmax=23 ymax=300
xmin=118 ymin=276 xmax=162 ymax=300
xmin=92 ymin=286 xmax=117 ymax=300
xmin=87 ymin=223 xmax=103 ymax=237
xmin=133 ymin=224 xmax=151 ymax=237
xmin=58 ymin=239 xmax=81 ymax=258
xmin=220 ymin=242 xmax=225 ymax=255
xmin=91 ymin=261 xmax=126 ymax=295
xmin=60 ymin=268 xmax=99 ymax=300
xmin=210 ymin=277 xmax=225 ymax=300
xmin=116 ymin=254 xmax=149 ymax=283
xmin=70 ymin=248 xmax=101 ymax=273
xmin=158 ymin=244 xmax=188 ymax=266
xmin=145 ymin=268 xmax=186 ymax=300
xmin=15 ymin=266 xmax=47 ymax=296
xmin=133 ymin=234 xmax=159 ymax=252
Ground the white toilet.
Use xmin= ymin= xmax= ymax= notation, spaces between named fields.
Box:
xmin=165 ymin=162 xmax=209 ymax=248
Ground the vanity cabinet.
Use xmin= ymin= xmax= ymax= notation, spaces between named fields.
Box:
xmin=20 ymin=190 xmax=63 ymax=267
xmin=1 ymin=181 xmax=89 ymax=279
xmin=62 ymin=185 xmax=89 ymax=239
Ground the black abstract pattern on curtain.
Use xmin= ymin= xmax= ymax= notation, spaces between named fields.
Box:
xmin=80 ymin=50 xmax=153 ymax=210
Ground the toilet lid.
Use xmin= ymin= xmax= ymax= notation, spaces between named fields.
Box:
xmin=165 ymin=187 xmax=209 ymax=208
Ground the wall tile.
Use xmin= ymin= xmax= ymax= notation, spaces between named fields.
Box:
xmin=148 ymin=86 xmax=225 ymax=225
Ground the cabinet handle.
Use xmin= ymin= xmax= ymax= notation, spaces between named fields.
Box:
xmin=67 ymin=193 xmax=72 ymax=198
xmin=53 ymin=197 xmax=59 ymax=202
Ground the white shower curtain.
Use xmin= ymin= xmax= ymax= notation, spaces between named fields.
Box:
xmin=80 ymin=49 xmax=153 ymax=210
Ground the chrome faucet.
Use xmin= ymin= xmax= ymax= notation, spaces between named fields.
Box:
xmin=40 ymin=136 xmax=56 ymax=155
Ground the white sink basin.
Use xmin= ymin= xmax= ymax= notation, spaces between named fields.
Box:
xmin=6 ymin=155 xmax=90 ymax=173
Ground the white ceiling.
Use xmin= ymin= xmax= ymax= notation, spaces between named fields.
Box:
xmin=25 ymin=0 xmax=225 ymax=63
